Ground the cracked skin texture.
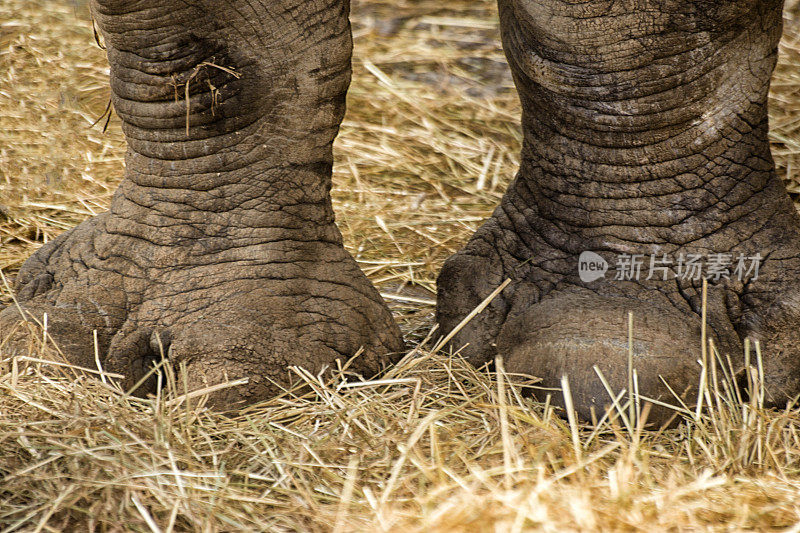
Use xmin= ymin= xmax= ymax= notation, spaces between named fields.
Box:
xmin=2 ymin=0 xmax=800 ymax=424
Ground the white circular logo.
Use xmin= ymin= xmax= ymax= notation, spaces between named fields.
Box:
xmin=578 ymin=251 xmax=607 ymax=283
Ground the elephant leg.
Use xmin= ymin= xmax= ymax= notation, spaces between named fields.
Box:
xmin=437 ymin=0 xmax=799 ymax=425
xmin=0 ymin=0 xmax=403 ymax=406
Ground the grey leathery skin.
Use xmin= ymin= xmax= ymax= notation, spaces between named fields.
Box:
xmin=0 ymin=0 xmax=404 ymax=407
xmin=438 ymin=0 xmax=800 ymax=425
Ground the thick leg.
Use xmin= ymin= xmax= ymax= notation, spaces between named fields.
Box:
xmin=0 ymin=0 xmax=403 ymax=406
xmin=438 ymin=0 xmax=800 ymax=424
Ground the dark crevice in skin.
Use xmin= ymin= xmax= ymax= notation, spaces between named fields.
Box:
xmin=437 ymin=0 xmax=800 ymax=425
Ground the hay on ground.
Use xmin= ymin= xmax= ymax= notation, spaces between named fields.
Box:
xmin=2 ymin=0 xmax=800 ymax=530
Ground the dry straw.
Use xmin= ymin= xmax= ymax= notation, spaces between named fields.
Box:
xmin=3 ymin=0 xmax=800 ymax=530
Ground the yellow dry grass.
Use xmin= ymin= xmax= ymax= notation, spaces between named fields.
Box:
xmin=2 ymin=0 xmax=800 ymax=531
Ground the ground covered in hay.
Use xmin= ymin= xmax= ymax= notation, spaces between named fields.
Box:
xmin=2 ymin=0 xmax=800 ymax=531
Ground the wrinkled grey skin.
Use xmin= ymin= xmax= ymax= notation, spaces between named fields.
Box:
xmin=2 ymin=0 xmax=799 ymax=424
xmin=438 ymin=0 xmax=800 ymax=423
xmin=0 ymin=0 xmax=405 ymax=404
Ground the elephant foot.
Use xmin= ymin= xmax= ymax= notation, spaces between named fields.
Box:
xmin=438 ymin=181 xmax=800 ymax=426
xmin=1 ymin=211 xmax=404 ymax=407
xmin=438 ymin=0 xmax=799 ymax=426
xmin=105 ymin=240 xmax=405 ymax=404
xmin=1 ymin=0 xmax=404 ymax=408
